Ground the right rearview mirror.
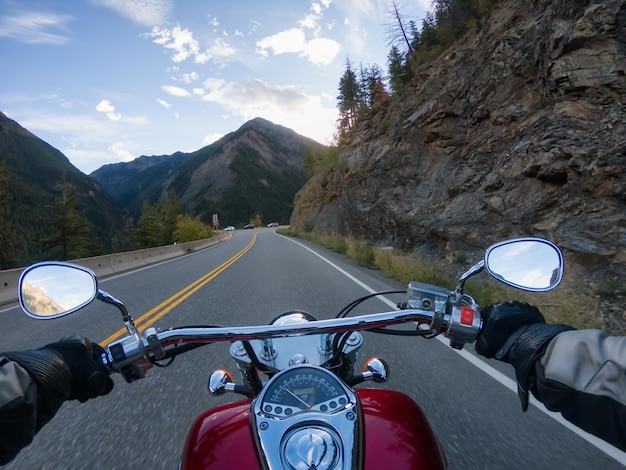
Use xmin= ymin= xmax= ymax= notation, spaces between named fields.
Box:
xmin=484 ymin=238 xmax=564 ymax=292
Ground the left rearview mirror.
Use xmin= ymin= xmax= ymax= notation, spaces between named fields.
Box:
xmin=19 ymin=262 xmax=98 ymax=319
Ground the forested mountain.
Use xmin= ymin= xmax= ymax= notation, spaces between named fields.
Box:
xmin=90 ymin=151 xmax=191 ymax=216
xmin=0 ymin=113 xmax=320 ymax=268
xmin=91 ymin=118 xmax=322 ymax=227
xmin=0 ymin=112 xmax=128 ymax=268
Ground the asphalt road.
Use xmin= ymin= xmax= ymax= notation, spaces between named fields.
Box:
xmin=1 ymin=229 xmax=624 ymax=469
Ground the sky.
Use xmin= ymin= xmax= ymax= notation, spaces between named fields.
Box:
xmin=0 ymin=0 xmax=428 ymax=174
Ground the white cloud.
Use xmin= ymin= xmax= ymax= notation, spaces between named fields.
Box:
xmin=202 ymin=133 xmax=223 ymax=147
xmin=162 ymin=85 xmax=191 ymax=97
xmin=311 ymin=2 xmax=323 ymax=15
xmin=96 ymin=99 xmax=122 ymax=121
xmin=195 ymin=37 xmax=235 ymax=64
xmin=250 ymin=21 xmax=261 ymax=33
xmin=109 ymin=142 xmax=135 ymax=162
xmin=156 ymin=98 xmax=171 ymax=109
xmin=10 ymin=110 xmax=148 ymax=172
xmin=257 ymin=28 xmax=306 ymax=56
xmin=256 ymin=28 xmax=340 ymax=66
xmin=299 ymin=13 xmax=322 ymax=32
xmin=256 ymin=0 xmax=340 ymax=66
xmin=0 ymin=11 xmax=73 ymax=44
xmin=17 ymin=113 xmax=107 ymax=136
xmin=176 ymin=71 xmax=199 ymax=84
xmin=303 ymin=38 xmax=341 ymax=66
xmin=198 ymin=78 xmax=337 ymax=144
xmin=145 ymin=24 xmax=235 ymax=64
xmin=199 ymin=78 xmax=313 ymax=118
xmin=94 ymin=0 xmax=172 ymax=26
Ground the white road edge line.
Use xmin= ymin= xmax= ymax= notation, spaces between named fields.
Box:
xmin=284 ymin=235 xmax=626 ymax=466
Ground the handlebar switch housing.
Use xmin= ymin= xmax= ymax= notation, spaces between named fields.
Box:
xmin=106 ymin=335 xmax=153 ymax=382
xmin=446 ymin=296 xmax=481 ymax=349
xmin=145 ymin=327 xmax=166 ymax=361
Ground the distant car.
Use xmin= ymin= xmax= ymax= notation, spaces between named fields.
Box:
xmin=243 ymin=224 xmax=255 ymax=229
xmin=267 ymin=222 xmax=279 ymax=228
xmin=224 ymin=226 xmax=235 ymax=231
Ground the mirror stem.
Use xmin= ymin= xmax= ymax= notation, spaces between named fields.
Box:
xmin=455 ymin=260 xmax=485 ymax=294
xmin=97 ymin=289 xmax=139 ymax=336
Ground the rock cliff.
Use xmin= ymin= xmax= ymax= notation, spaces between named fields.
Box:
xmin=290 ymin=0 xmax=625 ymax=328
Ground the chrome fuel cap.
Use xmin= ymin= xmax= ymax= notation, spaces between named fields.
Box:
xmin=283 ymin=427 xmax=340 ymax=470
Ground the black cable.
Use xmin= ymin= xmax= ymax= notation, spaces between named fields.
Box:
xmin=367 ymin=327 xmax=436 ymax=337
xmin=335 ymin=290 xmax=405 ymax=318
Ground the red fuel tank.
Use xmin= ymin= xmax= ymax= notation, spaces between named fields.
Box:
xmin=181 ymin=389 xmax=445 ymax=469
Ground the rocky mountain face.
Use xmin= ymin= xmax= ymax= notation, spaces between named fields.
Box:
xmin=290 ymin=0 xmax=625 ymax=328
xmin=92 ymin=118 xmax=321 ymax=226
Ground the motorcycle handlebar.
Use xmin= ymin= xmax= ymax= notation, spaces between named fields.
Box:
xmin=103 ymin=307 xmax=483 ymax=379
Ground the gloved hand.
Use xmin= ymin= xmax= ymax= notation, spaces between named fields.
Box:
xmin=5 ymin=336 xmax=114 ymax=407
xmin=45 ymin=336 xmax=114 ymax=402
xmin=475 ymin=301 xmax=575 ymax=411
xmin=475 ymin=301 xmax=545 ymax=360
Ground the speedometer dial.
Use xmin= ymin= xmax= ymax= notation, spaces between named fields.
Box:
xmin=261 ymin=367 xmax=349 ymax=418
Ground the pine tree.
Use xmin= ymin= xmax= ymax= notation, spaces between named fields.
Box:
xmin=135 ymin=200 xmax=165 ymax=248
xmin=162 ymin=192 xmax=183 ymax=244
xmin=387 ymin=45 xmax=411 ymax=94
xmin=359 ymin=64 xmax=386 ymax=109
xmin=42 ymin=175 xmax=96 ymax=260
xmin=337 ymin=58 xmax=360 ymax=136
xmin=0 ymin=161 xmax=19 ymax=269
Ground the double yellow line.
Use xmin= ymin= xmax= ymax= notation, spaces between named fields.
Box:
xmin=99 ymin=233 xmax=256 ymax=347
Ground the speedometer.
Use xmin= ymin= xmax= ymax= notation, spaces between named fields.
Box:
xmin=252 ymin=365 xmax=360 ymax=469
xmin=260 ymin=367 xmax=349 ymax=418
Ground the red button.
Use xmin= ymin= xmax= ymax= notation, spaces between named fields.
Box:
xmin=460 ymin=307 xmax=474 ymax=325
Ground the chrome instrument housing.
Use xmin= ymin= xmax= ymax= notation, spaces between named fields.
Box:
xmin=251 ymin=365 xmax=361 ymax=470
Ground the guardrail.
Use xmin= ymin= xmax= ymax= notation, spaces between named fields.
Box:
xmin=0 ymin=233 xmax=232 ymax=306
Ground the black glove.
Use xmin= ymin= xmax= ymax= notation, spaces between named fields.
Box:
xmin=45 ymin=336 xmax=114 ymax=402
xmin=476 ymin=301 xmax=575 ymax=411
xmin=5 ymin=336 xmax=114 ymax=407
xmin=475 ymin=301 xmax=545 ymax=360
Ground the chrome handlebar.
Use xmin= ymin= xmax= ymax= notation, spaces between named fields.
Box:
xmin=103 ymin=305 xmax=483 ymax=382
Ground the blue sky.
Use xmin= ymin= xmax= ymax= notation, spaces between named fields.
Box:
xmin=0 ymin=0 xmax=427 ymax=174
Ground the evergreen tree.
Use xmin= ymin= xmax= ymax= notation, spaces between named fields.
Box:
xmin=337 ymin=58 xmax=360 ymax=136
xmin=420 ymin=12 xmax=439 ymax=51
xmin=42 ymin=175 xmax=96 ymax=260
xmin=135 ymin=200 xmax=165 ymax=248
xmin=0 ymin=161 xmax=19 ymax=269
xmin=162 ymin=192 xmax=183 ymax=244
xmin=359 ymin=64 xmax=386 ymax=109
xmin=387 ymin=45 xmax=411 ymax=94
xmin=135 ymin=193 xmax=184 ymax=248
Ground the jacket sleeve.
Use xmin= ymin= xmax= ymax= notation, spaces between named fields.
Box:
xmin=532 ymin=329 xmax=626 ymax=451
xmin=0 ymin=356 xmax=40 ymax=465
